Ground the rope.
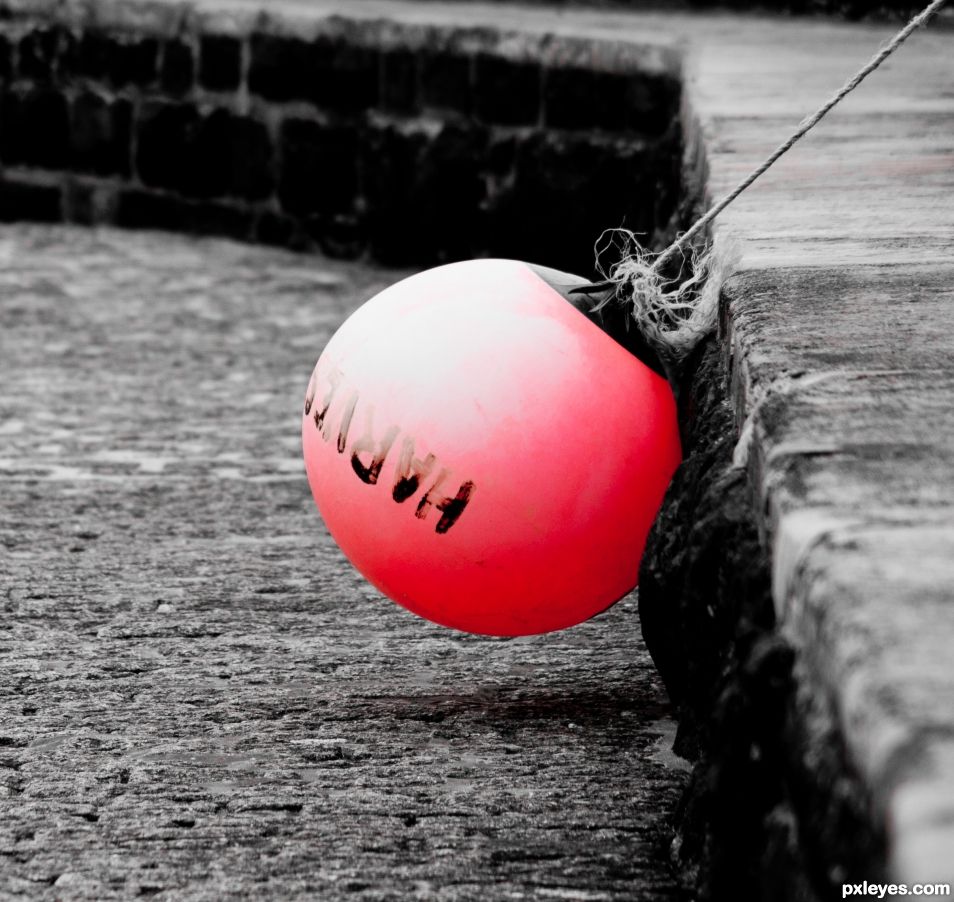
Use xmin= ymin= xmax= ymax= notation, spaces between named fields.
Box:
xmin=579 ymin=0 xmax=948 ymax=370
xmin=653 ymin=0 xmax=947 ymax=272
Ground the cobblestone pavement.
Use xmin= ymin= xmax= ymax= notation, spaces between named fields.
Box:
xmin=0 ymin=225 xmax=690 ymax=901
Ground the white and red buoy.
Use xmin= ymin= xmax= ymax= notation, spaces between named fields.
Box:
xmin=302 ymin=259 xmax=681 ymax=636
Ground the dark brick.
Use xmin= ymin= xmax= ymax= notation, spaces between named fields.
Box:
xmin=2 ymin=89 xmax=70 ymax=170
xmin=255 ymin=210 xmax=297 ymax=247
xmin=73 ymin=31 xmax=110 ymax=81
xmin=199 ymin=35 xmax=241 ymax=92
xmin=622 ymin=73 xmax=680 ymax=135
xmin=482 ymin=131 xmax=518 ymax=219
xmin=362 ymin=122 xmax=486 ymax=265
xmin=487 ymin=133 xmax=658 ymax=275
xmin=420 ymin=51 xmax=471 ymax=115
xmin=161 ymin=40 xmax=194 ymax=95
xmin=474 ymin=54 xmax=540 ymax=126
xmin=176 ymin=109 xmax=230 ymax=198
xmin=360 ymin=124 xmax=425 ymax=264
xmin=188 ymin=202 xmax=253 ymax=240
xmin=65 ymin=180 xmax=117 ymax=225
xmin=74 ymin=32 xmax=157 ymax=87
xmin=136 ymin=103 xmax=272 ymax=200
xmin=0 ymin=91 xmax=21 ymax=163
xmin=111 ymin=38 xmax=158 ymax=87
xmin=182 ymin=110 xmax=272 ymax=201
xmin=310 ymin=37 xmax=378 ymax=113
xmin=65 ymin=179 xmax=99 ymax=225
xmin=486 ymin=133 xmax=517 ymax=176
xmin=119 ymin=192 xmax=251 ymax=239
xmin=653 ymin=127 xmax=683 ymax=230
xmin=220 ymin=115 xmax=272 ymax=201
xmin=18 ymin=27 xmax=69 ymax=82
xmin=135 ymin=101 xmax=201 ymax=191
xmin=308 ymin=213 xmax=366 ymax=259
xmin=0 ymin=179 xmax=62 ymax=222
xmin=116 ymin=189 xmax=187 ymax=231
xmin=0 ymin=36 xmax=10 ymax=81
xmin=544 ymin=67 xmax=612 ymax=131
xmin=381 ymin=49 xmax=417 ymax=114
xmin=70 ymin=92 xmax=132 ymax=177
xmin=249 ymin=34 xmax=316 ymax=102
xmin=278 ymin=118 xmax=357 ymax=217
xmin=544 ymin=67 xmax=677 ymax=136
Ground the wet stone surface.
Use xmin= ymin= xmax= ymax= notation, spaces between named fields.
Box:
xmin=0 ymin=225 xmax=690 ymax=901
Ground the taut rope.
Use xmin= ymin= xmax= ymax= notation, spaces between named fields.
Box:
xmin=578 ymin=0 xmax=947 ymax=367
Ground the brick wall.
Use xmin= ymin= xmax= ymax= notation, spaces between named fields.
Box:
xmin=0 ymin=2 xmax=682 ymax=275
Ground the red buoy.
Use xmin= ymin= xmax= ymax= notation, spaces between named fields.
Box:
xmin=302 ymin=259 xmax=681 ymax=636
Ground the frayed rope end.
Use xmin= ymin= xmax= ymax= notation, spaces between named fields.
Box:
xmin=591 ymin=229 xmax=740 ymax=375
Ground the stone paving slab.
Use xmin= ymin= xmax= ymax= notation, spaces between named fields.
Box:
xmin=0 ymin=225 xmax=690 ymax=900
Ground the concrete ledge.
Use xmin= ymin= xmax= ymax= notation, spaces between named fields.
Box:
xmin=701 ymin=13 xmax=954 ymax=892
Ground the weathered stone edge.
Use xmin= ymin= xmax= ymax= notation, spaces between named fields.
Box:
xmin=717 ymin=265 xmax=954 ymax=888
